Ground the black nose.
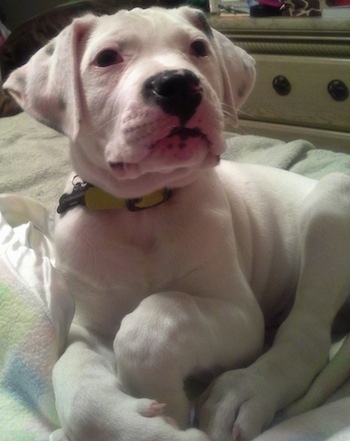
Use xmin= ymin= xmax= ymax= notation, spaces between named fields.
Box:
xmin=142 ymin=69 xmax=203 ymax=125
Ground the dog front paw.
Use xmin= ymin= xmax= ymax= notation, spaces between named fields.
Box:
xmin=57 ymin=392 xmax=209 ymax=441
xmin=196 ymin=370 xmax=276 ymax=441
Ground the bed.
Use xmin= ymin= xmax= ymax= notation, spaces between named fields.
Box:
xmin=1 ymin=110 xmax=350 ymax=441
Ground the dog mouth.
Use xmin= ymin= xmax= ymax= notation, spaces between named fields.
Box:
xmin=108 ymin=126 xmax=216 ymax=178
xmin=160 ymin=126 xmax=207 ymax=144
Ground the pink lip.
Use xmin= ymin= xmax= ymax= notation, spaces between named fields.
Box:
xmin=165 ymin=127 xmax=207 ymax=142
xmin=109 ymin=127 xmax=209 ymax=171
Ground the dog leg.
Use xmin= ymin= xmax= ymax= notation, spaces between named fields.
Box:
xmin=197 ymin=173 xmax=350 ymax=441
xmin=114 ymin=290 xmax=264 ymax=430
xmin=284 ymin=333 xmax=350 ymax=417
xmin=53 ymin=324 xmax=210 ymax=441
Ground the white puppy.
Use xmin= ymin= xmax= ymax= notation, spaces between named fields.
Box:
xmin=4 ymin=7 xmax=350 ymax=441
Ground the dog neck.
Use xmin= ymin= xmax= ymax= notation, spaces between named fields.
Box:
xmin=57 ymin=179 xmax=173 ymax=214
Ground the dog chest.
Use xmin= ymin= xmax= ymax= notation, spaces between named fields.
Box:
xmin=54 ymin=176 xmax=242 ymax=333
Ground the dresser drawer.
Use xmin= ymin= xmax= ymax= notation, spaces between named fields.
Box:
xmin=240 ymin=55 xmax=350 ymax=132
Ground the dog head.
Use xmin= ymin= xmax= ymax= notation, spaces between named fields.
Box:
xmin=4 ymin=7 xmax=255 ymax=198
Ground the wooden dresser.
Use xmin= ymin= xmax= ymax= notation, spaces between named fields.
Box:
xmin=209 ymin=16 xmax=350 ymax=151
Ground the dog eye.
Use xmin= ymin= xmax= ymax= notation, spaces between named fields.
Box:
xmin=190 ymin=40 xmax=209 ymax=57
xmin=95 ymin=49 xmax=123 ymax=67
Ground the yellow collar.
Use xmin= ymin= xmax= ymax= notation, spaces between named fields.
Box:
xmin=57 ymin=181 xmax=173 ymax=214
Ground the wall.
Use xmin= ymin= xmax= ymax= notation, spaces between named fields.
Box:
xmin=0 ymin=0 xmax=71 ymax=30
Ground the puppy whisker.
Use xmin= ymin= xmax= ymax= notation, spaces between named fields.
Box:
xmin=236 ymin=108 xmax=251 ymax=118
xmin=86 ymin=114 xmax=120 ymax=136
xmin=222 ymin=103 xmax=238 ymax=121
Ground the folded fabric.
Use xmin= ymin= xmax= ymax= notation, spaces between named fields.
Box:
xmin=254 ymin=397 xmax=350 ymax=441
xmin=224 ymin=135 xmax=350 ymax=179
xmin=0 ymin=194 xmax=74 ymax=441
xmin=1 ymin=130 xmax=350 ymax=440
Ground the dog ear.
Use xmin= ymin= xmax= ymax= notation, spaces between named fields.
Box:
xmin=212 ymin=28 xmax=256 ymax=127
xmin=3 ymin=14 xmax=97 ymax=139
xmin=177 ymin=7 xmax=255 ymax=128
xmin=178 ymin=6 xmax=215 ymax=40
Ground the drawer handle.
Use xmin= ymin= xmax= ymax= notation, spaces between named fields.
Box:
xmin=272 ymin=75 xmax=291 ymax=96
xmin=327 ymin=80 xmax=349 ymax=102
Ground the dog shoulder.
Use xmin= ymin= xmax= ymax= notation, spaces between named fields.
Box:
xmin=218 ymin=160 xmax=314 ymax=190
xmin=217 ymin=160 xmax=317 ymax=216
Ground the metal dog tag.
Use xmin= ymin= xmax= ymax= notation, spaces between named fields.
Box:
xmin=57 ymin=182 xmax=91 ymax=214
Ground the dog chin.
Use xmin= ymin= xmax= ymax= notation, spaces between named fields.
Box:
xmin=104 ymin=160 xmax=218 ymax=199
xmin=108 ymin=129 xmax=219 ymax=178
xmin=84 ymin=129 xmax=225 ymax=198
xmin=74 ymin=130 xmax=223 ymax=199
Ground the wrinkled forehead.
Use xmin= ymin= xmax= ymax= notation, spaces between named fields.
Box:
xmin=84 ymin=8 xmax=212 ymax=59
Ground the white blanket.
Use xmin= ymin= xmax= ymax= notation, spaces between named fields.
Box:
xmin=1 ymin=113 xmax=350 ymax=441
